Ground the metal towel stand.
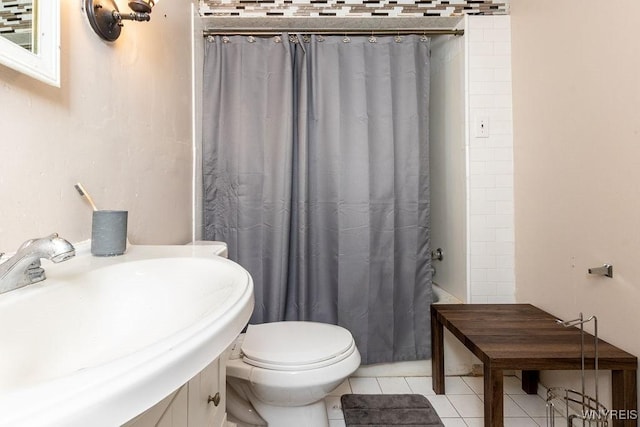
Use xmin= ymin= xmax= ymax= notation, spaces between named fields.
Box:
xmin=546 ymin=313 xmax=609 ymax=427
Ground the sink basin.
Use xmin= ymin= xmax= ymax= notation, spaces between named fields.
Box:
xmin=0 ymin=244 xmax=254 ymax=427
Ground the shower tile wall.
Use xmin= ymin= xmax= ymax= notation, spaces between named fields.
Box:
xmin=465 ymin=15 xmax=514 ymax=303
xmin=199 ymin=0 xmax=508 ymax=17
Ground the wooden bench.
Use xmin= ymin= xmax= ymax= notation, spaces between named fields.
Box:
xmin=431 ymin=304 xmax=637 ymax=427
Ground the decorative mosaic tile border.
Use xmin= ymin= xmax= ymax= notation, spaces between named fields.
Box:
xmin=200 ymin=0 xmax=508 ymax=18
xmin=0 ymin=0 xmax=32 ymax=34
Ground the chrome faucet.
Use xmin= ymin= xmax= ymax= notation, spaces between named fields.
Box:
xmin=0 ymin=233 xmax=76 ymax=294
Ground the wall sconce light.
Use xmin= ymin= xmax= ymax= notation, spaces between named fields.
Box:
xmin=84 ymin=0 xmax=159 ymax=42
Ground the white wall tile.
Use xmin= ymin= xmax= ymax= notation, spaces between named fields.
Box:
xmin=495 ymin=201 xmax=514 ymax=215
xmin=490 ymin=108 xmax=513 ymax=121
xmin=486 ymin=214 xmax=513 ymax=228
xmin=494 ymin=42 xmax=512 ymax=55
xmin=494 ymin=67 xmax=512 ymax=82
xmin=469 ymin=81 xmax=496 ymax=95
xmin=466 ymin=16 xmax=497 ymax=30
xmin=470 ymin=226 xmax=496 ymax=243
xmin=489 ymin=267 xmax=515 ymax=282
xmin=494 ymin=242 xmax=515 ymax=256
xmin=487 ymin=161 xmax=513 ymax=175
xmin=469 ymin=54 xmax=500 ymax=69
xmin=469 ymin=94 xmax=496 ymax=108
xmin=488 ymin=295 xmax=515 ymax=303
xmin=472 ymin=68 xmax=495 ymax=82
xmin=469 ymin=188 xmax=488 ymax=201
xmin=495 ymin=228 xmax=515 ymax=243
xmin=470 ymin=174 xmax=496 ymax=189
xmin=487 ymin=134 xmax=513 ymax=147
xmin=492 ymin=15 xmax=511 ymax=29
xmin=469 ymin=160 xmax=487 ymax=176
xmin=488 ymin=81 xmax=513 ymax=95
xmin=470 ymin=200 xmax=496 ymax=215
xmin=485 ymin=188 xmax=513 ymax=202
xmin=472 ymin=283 xmax=498 ymax=296
xmin=466 ymin=15 xmax=514 ymax=302
xmin=495 ymin=174 xmax=513 ymax=188
xmin=466 ymin=28 xmax=486 ymax=43
xmin=484 ymin=28 xmax=511 ymax=43
xmin=494 ymin=94 xmax=514 ymax=108
xmin=496 ymin=283 xmax=514 ymax=296
xmin=471 ymin=255 xmax=497 ymax=269
xmin=469 ymin=41 xmax=495 ymax=55
xmin=470 ymin=146 xmax=492 ymax=162
xmin=470 ymin=267 xmax=488 ymax=282
xmin=491 ymin=147 xmax=513 ymax=161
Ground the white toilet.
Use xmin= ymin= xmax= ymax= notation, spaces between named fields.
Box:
xmin=226 ymin=321 xmax=361 ymax=427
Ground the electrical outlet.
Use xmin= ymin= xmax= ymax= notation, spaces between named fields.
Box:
xmin=475 ymin=116 xmax=489 ymax=138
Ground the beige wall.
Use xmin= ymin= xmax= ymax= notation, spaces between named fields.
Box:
xmin=0 ymin=1 xmax=193 ymax=250
xmin=511 ymin=0 xmax=640 ymax=399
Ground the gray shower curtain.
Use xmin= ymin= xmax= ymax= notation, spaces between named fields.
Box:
xmin=203 ymin=34 xmax=432 ymax=364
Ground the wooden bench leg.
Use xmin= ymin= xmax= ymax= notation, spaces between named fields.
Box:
xmin=484 ymin=365 xmax=504 ymax=427
xmin=522 ymin=370 xmax=539 ymax=394
xmin=612 ymin=370 xmax=637 ymax=427
xmin=431 ymin=307 xmax=445 ymax=394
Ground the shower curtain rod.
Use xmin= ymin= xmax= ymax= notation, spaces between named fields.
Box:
xmin=203 ymin=28 xmax=464 ymax=36
xmin=201 ymin=17 xmax=464 ymax=37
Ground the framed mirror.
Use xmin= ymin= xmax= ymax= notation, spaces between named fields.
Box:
xmin=0 ymin=1 xmax=60 ymax=87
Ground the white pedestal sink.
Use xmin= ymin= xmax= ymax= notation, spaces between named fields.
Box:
xmin=0 ymin=243 xmax=254 ymax=427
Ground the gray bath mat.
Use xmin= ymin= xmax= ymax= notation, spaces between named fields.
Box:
xmin=341 ymin=394 xmax=444 ymax=427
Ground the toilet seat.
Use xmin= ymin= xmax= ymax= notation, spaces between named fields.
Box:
xmin=241 ymin=321 xmax=356 ymax=371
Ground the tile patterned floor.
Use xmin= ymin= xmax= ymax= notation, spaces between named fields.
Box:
xmin=325 ymin=375 xmax=550 ymax=427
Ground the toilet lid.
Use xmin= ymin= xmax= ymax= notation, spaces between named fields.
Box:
xmin=241 ymin=321 xmax=355 ymax=370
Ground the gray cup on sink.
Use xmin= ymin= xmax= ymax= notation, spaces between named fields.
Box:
xmin=91 ymin=210 xmax=128 ymax=256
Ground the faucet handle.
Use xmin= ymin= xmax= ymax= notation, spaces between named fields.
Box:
xmin=0 ymin=253 xmax=4 ymax=261
xmin=26 ymin=261 xmax=46 ymax=284
xmin=17 ymin=233 xmax=61 ymax=251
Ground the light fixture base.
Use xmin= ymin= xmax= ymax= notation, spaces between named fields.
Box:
xmin=84 ymin=0 xmax=122 ymax=42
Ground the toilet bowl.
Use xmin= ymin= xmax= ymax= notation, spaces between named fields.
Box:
xmin=226 ymin=321 xmax=361 ymax=427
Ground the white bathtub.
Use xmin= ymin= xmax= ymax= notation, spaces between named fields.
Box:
xmin=432 ymin=282 xmax=462 ymax=305
xmin=353 ymin=283 xmax=472 ymax=377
